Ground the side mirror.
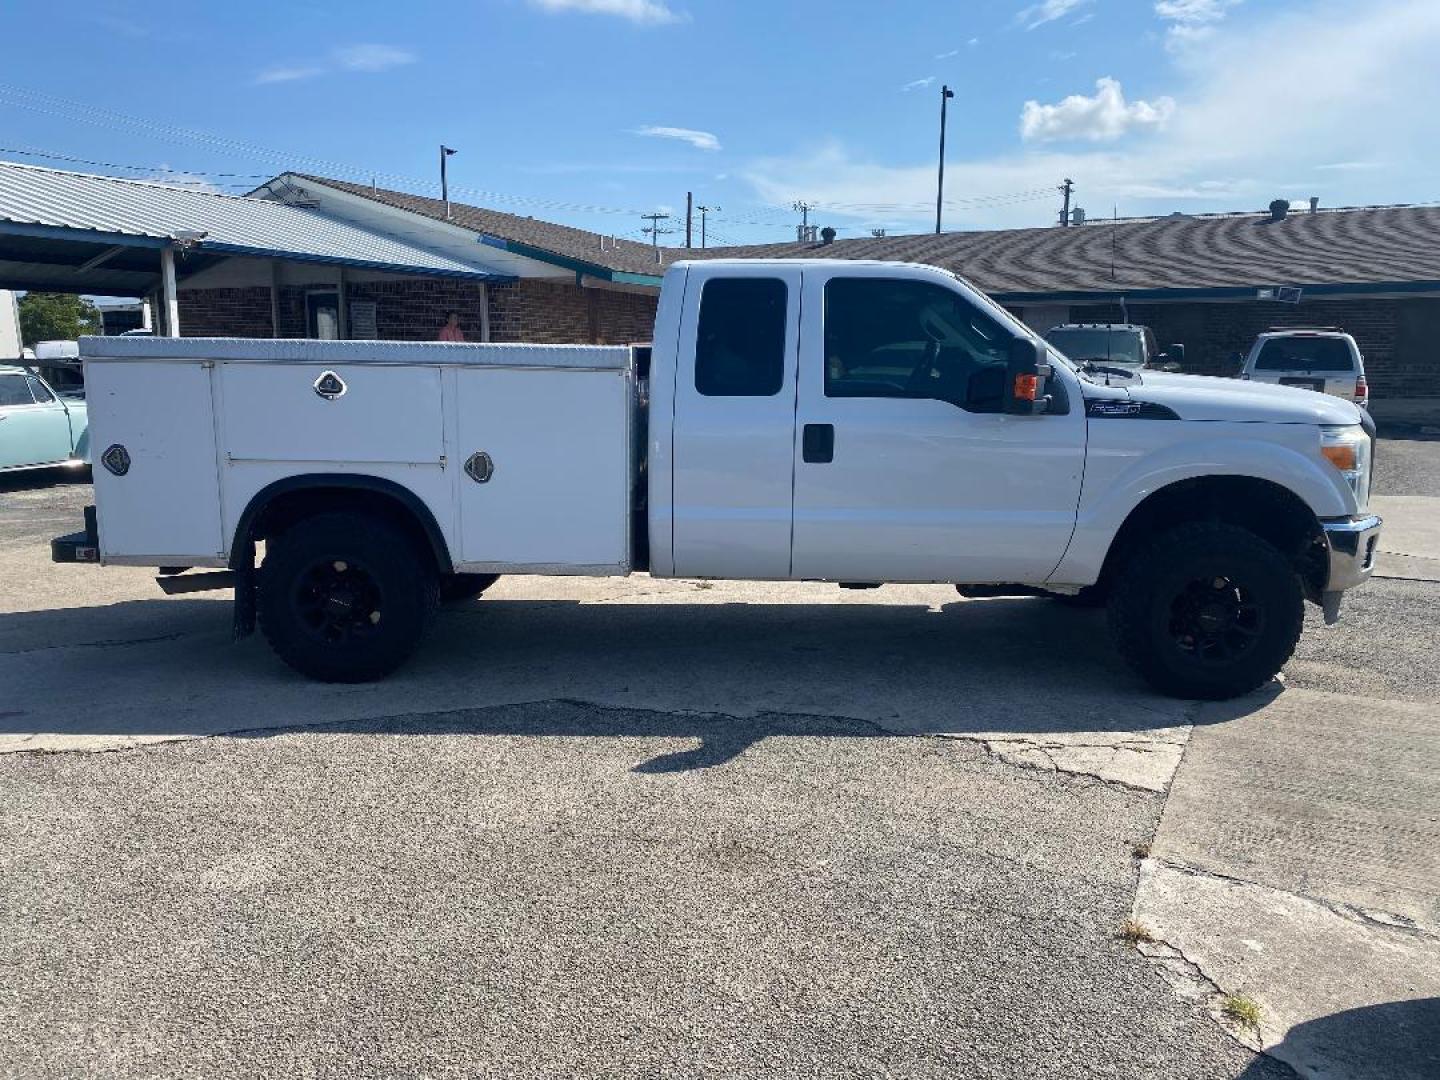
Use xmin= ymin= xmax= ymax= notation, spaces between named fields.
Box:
xmin=1165 ymin=343 xmax=1185 ymax=366
xmin=1005 ymin=338 xmax=1050 ymax=415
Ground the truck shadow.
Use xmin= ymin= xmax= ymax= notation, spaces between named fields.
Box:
xmin=0 ymin=590 xmax=1278 ymax=768
xmin=1231 ymin=996 xmax=1440 ymax=1080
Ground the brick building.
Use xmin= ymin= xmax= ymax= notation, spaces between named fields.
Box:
xmin=704 ymin=201 xmax=1440 ymax=400
xmin=235 ymin=173 xmax=666 ymax=345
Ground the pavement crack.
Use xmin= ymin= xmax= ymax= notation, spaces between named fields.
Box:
xmin=1146 ymin=856 xmax=1438 ymax=941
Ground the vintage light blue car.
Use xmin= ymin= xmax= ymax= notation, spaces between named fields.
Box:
xmin=0 ymin=364 xmax=89 ymax=472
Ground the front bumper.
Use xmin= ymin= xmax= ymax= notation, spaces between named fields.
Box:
xmin=1318 ymin=513 xmax=1382 ymax=623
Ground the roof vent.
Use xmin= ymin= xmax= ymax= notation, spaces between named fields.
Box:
xmin=820 ymin=226 xmax=837 ymax=245
xmin=1269 ymin=198 xmax=1290 ymax=222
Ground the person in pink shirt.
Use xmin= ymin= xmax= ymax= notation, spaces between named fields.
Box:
xmin=437 ymin=311 xmax=465 ymax=342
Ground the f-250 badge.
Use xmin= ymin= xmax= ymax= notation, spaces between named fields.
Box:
xmin=1087 ymin=400 xmax=1142 ymax=416
xmin=313 ymin=370 xmax=347 ymax=400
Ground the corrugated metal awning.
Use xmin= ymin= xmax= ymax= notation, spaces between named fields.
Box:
xmin=0 ymin=161 xmax=516 ymax=282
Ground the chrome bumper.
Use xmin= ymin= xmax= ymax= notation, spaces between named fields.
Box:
xmin=1319 ymin=514 xmax=1382 ymax=623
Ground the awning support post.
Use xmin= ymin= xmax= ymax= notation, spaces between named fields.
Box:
xmin=160 ymin=246 xmax=180 ymax=337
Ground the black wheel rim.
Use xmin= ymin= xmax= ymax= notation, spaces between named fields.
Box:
xmin=292 ymin=557 xmax=384 ymax=645
xmin=1165 ymin=574 xmax=1265 ymax=665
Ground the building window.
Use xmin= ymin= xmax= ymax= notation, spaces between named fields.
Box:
xmin=694 ymin=277 xmax=787 ymax=397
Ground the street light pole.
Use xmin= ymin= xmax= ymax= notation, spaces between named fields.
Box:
xmin=440 ymin=145 xmax=457 ymax=219
xmin=936 ymin=84 xmax=955 ymax=235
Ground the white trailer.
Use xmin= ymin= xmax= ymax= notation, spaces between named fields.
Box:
xmin=55 ymin=259 xmax=1381 ymax=699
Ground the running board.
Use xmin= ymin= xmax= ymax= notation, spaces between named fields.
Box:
xmin=156 ymin=571 xmax=237 ymax=595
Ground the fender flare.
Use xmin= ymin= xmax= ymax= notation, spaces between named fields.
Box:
xmin=231 ymin=473 xmax=453 ymax=573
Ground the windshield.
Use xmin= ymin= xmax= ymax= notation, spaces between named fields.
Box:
xmin=1044 ymin=328 xmax=1145 ymax=367
xmin=1254 ymin=337 xmax=1355 ymax=373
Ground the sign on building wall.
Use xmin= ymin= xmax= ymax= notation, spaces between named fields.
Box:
xmin=348 ymin=300 xmax=378 ymax=339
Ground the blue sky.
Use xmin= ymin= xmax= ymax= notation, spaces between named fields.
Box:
xmin=1 ymin=0 xmax=1436 ymax=245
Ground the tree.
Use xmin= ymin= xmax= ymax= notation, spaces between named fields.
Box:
xmin=18 ymin=293 xmax=100 ymax=347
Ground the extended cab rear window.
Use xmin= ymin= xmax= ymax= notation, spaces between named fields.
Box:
xmin=695 ymin=277 xmax=788 ymax=397
xmin=1254 ymin=337 xmax=1354 ymax=372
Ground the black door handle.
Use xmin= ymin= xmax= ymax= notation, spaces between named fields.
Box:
xmin=802 ymin=423 xmax=834 ymax=463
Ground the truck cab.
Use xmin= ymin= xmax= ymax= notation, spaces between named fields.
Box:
xmin=649 ymin=260 xmax=1081 ymax=585
xmin=1042 ymin=322 xmax=1185 ymax=372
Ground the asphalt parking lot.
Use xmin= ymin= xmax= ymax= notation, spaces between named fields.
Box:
xmin=2 ymin=438 xmax=1437 ymax=1079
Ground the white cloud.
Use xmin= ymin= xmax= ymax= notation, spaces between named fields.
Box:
xmin=634 ymin=125 xmax=721 ymax=151
xmin=935 ymin=49 xmax=960 ymax=59
xmin=901 ymin=76 xmax=936 ymax=92
xmin=1155 ymin=0 xmax=1239 ymax=21
xmin=255 ymin=44 xmax=414 ymax=84
xmin=334 ymin=44 xmax=416 ymax=72
xmin=1021 ymin=78 xmax=1175 ymax=142
xmin=1155 ymin=0 xmax=1241 ymax=50
xmin=255 ymin=65 xmax=323 ymax=84
xmin=740 ymin=1 xmax=1440 ymax=232
xmin=1017 ymin=0 xmax=1089 ymax=30
xmin=528 ymin=0 xmax=683 ymax=25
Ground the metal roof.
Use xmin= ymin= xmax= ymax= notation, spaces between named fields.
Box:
xmin=0 ymin=162 xmax=515 ymax=281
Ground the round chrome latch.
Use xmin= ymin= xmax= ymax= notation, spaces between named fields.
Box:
xmin=313 ymin=370 xmax=347 ymax=400
xmin=101 ymin=444 xmax=131 ymax=476
xmin=464 ymin=451 xmax=494 ymax=484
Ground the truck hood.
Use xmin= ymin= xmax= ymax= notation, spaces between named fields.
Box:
xmin=1095 ymin=370 xmax=1363 ymax=425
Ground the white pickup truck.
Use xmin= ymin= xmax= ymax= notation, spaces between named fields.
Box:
xmin=53 ymin=259 xmax=1381 ymax=699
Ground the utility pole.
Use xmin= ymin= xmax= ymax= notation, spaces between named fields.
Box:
xmin=696 ymin=204 xmax=719 ymax=249
xmin=936 ymin=84 xmax=955 ymax=235
xmin=440 ymin=145 xmax=458 ymax=219
xmin=685 ymin=191 xmax=693 ymax=248
xmin=641 ymin=212 xmax=673 ymax=262
xmin=1059 ymin=177 xmax=1074 ymax=227
xmin=793 ymin=200 xmax=815 ymax=242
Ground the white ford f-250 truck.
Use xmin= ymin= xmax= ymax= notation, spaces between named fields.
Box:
xmin=53 ymin=259 xmax=1381 ymax=700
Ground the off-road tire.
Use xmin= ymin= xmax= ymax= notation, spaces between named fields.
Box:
xmin=258 ymin=512 xmax=438 ymax=682
xmin=439 ymin=572 xmax=500 ymax=604
xmin=1107 ymin=522 xmax=1304 ymax=700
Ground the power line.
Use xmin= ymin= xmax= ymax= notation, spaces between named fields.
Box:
xmin=0 ymin=84 xmax=1064 ymax=239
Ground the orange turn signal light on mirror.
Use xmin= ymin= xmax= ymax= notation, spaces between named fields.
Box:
xmin=1013 ymin=374 xmax=1040 ymax=401
xmin=1321 ymin=444 xmax=1358 ymax=471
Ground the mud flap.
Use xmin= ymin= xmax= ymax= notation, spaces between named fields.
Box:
xmin=232 ymin=538 xmax=257 ymax=639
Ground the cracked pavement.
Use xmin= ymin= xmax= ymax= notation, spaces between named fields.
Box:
xmin=2 ymin=439 xmax=1437 ymax=1078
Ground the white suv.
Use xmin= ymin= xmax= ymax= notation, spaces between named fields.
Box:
xmin=1239 ymin=328 xmax=1368 ymax=408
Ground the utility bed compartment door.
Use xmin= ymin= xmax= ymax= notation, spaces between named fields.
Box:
xmin=221 ymin=363 xmax=443 ymax=463
xmin=455 ymin=367 xmax=630 ymax=571
xmin=84 ymin=360 xmax=224 ymax=562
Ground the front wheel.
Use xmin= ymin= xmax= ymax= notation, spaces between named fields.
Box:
xmin=258 ymin=512 xmax=437 ymax=682
xmin=1107 ymin=523 xmax=1304 ymax=700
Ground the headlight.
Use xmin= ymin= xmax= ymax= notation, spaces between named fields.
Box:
xmin=1320 ymin=425 xmax=1372 ymax=512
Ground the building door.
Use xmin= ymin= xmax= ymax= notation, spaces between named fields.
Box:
xmin=306 ymin=290 xmax=340 ymax=339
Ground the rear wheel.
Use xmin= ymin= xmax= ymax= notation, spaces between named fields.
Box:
xmin=1107 ymin=522 xmax=1303 ymax=700
xmin=439 ymin=572 xmax=500 ymax=604
xmin=258 ymin=512 xmax=437 ymax=682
